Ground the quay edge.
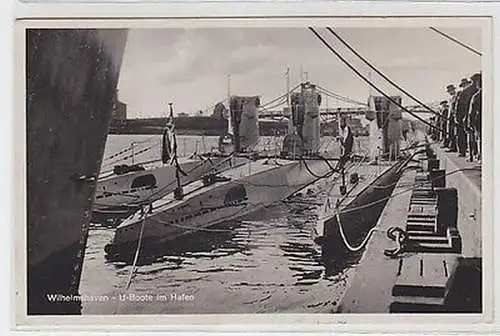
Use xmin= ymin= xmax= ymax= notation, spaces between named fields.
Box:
xmin=337 ymin=144 xmax=482 ymax=313
xmin=321 ymin=156 xmax=412 ymax=271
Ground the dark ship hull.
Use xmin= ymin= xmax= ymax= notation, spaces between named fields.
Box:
xmin=26 ymin=29 xmax=128 ymax=315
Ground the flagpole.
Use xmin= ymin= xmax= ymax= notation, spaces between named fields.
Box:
xmin=285 ymin=67 xmax=294 ymax=135
xmin=286 ymin=67 xmax=290 ymax=109
xmin=227 ymin=74 xmax=233 ymax=136
xmin=227 ymin=74 xmax=231 ymax=102
xmin=161 ymin=102 xmax=173 ymax=165
xmin=368 ymin=70 xmax=373 ymax=96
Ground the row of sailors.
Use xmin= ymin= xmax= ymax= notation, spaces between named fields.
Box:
xmin=429 ymin=72 xmax=482 ymax=163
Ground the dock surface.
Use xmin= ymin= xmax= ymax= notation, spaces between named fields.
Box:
xmin=432 ymin=144 xmax=481 ymax=258
xmin=337 ymin=168 xmax=416 ymax=313
xmin=338 ymin=144 xmax=482 ymax=313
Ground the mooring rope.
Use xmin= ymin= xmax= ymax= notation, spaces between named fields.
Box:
xmin=335 ymin=166 xmax=477 ymax=218
xmin=125 ymin=206 xmax=149 ymax=290
xmin=334 ymin=207 xmax=379 ymax=252
xmin=103 ymin=136 xmax=158 ymax=163
xmin=113 ymin=205 xmax=150 ymax=314
xmin=324 ymin=136 xmax=417 ymax=252
xmin=102 ymin=143 xmax=157 ymax=169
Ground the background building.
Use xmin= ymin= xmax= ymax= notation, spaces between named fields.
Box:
xmin=111 ymin=91 xmax=127 ymax=120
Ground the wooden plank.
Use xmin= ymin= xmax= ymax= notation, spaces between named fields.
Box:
xmin=392 ymin=256 xmax=422 ymax=293
xmin=411 ymin=195 xmax=435 ymax=199
xmin=391 ymin=296 xmax=445 ymax=306
xmin=392 ymin=253 xmax=459 ymax=298
xmin=407 ymin=214 xmax=435 ymax=219
xmin=410 ymin=199 xmax=437 ymax=203
xmin=390 ymin=300 xmax=446 ymax=313
xmin=408 ymin=213 xmax=437 ymax=218
xmin=409 ymin=205 xmax=438 ymax=214
xmin=408 ymin=235 xmax=449 ymax=244
xmin=408 ymin=243 xmax=459 ymax=254
xmin=423 ymin=254 xmax=459 ymax=290
xmin=407 ymin=218 xmax=436 ymax=223
xmin=407 ymin=230 xmax=441 ymax=237
xmin=406 ymin=223 xmax=436 ymax=232
xmin=411 ymin=196 xmax=436 ymax=200
xmin=412 ymin=191 xmax=434 ymax=196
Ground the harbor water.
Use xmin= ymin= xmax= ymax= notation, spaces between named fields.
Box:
xmin=80 ymin=134 xmax=369 ymax=314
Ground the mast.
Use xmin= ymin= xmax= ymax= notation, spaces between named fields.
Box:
xmin=337 ymin=107 xmax=342 ymax=138
xmin=286 ymin=67 xmax=291 ymax=108
xmin=368 ymin=70 xmax=374 ymax=96
xmin=130 ymin=142 xmax=135 ymax=165
xmin=227 ymin=74 xmax=233 ymax=136
xmin=285 ymin=67 xmax=293 ymax=134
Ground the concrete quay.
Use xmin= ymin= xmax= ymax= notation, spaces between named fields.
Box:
xmin=338 ymin=145 xmax=482 ymax=313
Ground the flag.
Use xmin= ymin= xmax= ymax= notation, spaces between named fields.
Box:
xmin=161 ymin=106 xmax=176 ymax=164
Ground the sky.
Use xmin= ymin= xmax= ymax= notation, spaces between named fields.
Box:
xmin=116 ymin=27 xmax=482 ymax=118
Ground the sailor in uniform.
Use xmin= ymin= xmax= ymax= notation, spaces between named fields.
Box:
xmin=468 ymin=73 xmax=482 ymax=162
xmin=446 ymin=84 xmax=459 ymax=153
xmin=439 ymin=100 xmax=449 ymax=148
xmin=456 ymin=78 xmax=478 ymax=157
xmin=338 ymin=117 xmax=354 ymax=168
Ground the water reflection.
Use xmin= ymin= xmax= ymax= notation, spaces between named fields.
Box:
xmin=83 ymin=185 xmax=363 ymax=314
xmin=99 ymin=187 xmax=364 ymax=282
xmin=104 ymin=220 xmax=250 ymax=266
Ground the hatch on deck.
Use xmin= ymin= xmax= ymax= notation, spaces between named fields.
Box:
xmin=131 ymin=174 xmax=157 ymax=189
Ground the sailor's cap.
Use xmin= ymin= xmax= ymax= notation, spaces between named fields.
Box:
xmin=446 ymin=84 xmax=456 ymax=91
xmin=459 ymin=78 xmax=471 ymax=88
xmin=471 ymin=73 xmax=482 ymax=82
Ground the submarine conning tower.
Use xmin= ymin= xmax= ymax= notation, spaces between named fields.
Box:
xmin=281 ymin=82 xmax=322 ymax=157
xmin=366 ymin=95 xmax=403 ymax=159
xmin=229 ymin=95 xmax=261 ymax=153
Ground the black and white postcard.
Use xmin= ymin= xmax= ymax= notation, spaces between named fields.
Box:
xmin=13 ymin=13 xmax=494 ymax=333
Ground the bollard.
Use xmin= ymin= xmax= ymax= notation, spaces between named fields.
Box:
xmin=428 ymin=158 xmax=440 ymax=172
xmin=174 ymin=187 xmax=184 ymax=200
xmin=430 ymin=169 xmax=446 ymax=188
xmin=425 ymin=144 xmax=437 ymax=159
xmin=448 ymin=227 xmax=463 ymax=254
xmin=436 ymin=188 xmax=457 ymax=235
xmin=425 ymin=143 xmax=432 ymax=157
xmin=340 ymin=185 xmax=347 ymax=195
xmin=350 ymin=173 xmax=359 ymax=184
